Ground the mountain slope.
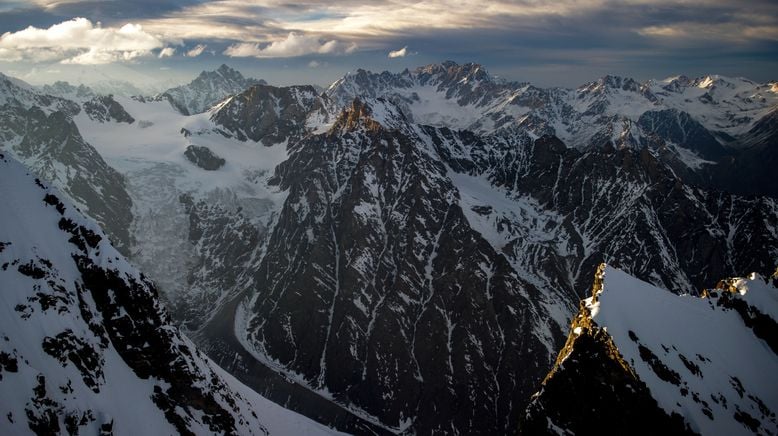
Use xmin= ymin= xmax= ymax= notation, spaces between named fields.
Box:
xmin=0 ymin=152 xmax=339 ymax=435
xmin=0 ymin=74 xmax=134 ymax=254
xmin=521 ymin=264 xmax=778 ymax=435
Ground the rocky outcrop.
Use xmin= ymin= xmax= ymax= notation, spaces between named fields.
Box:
xmin=184 ymin=144 xmax=225 ymax=170
xmin=211 ymin=84 xmax=332 ymax=144
xmin=520 ymin=265 xmax=696 ymax=435
xmin=82 ymin=95 xmax=135 ymax=124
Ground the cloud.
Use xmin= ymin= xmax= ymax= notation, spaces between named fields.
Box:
xmin=638 ymin=22 xmax=778 ymax=43
xmin=388 ymin=46 xmax=408 ymax=58
xmin=0 ymin=17 xmax=164 ymax=64
xmin=185 ymin=43 xmax=207 ymax=57
xmin=158 ymin=47 xmax=175 ymax=58
xmin=224 ymin=32 xmax=357 ymax=58
xmin=308 ymin=60 xmax=321 ymax=68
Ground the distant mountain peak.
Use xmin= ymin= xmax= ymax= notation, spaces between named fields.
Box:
xmin=414 ymin=61 xmax=492 ymax=84
xmin=580 ymin=75 xmax=642 ymax=94
xmin=157 ymin=64 xmax=266 ymax=115
xmin=217 ymin=63 xmax=236 ymax=73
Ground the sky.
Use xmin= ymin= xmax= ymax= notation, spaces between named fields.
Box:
xmin=0 ymin=0 xmax=777 ymax=90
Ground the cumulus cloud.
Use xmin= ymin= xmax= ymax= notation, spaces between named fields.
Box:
xmin=224 ymin=32 xmax=356 ymax=58
xmin=388 ymin=46 xmax=408 ymax=58
xmin=185 ymin=44 xmax=207 ymax=57
xmin=158 ymin=47 xmax=175 ymax=58
xmin=308 ymin=60 xmax=321 ymax=68
xmin=0 ymin=17 xmax=163 ymax=64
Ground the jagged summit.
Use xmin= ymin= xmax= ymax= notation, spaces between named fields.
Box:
xmin=578 ymin=75 xmax=646 ymax=95
xmin=40 ymin=81 xmax=96 ymax=101
xmin=330 ymin=97 xmax=409 ymax=134
xmin=414 ymin=61 xmax=492 ymax=83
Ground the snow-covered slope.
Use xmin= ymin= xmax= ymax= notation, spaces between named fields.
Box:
xmin=522 ymin=264 xmax=778 ymax=435
xmin=0 ymin=152 xmax=340 ymax=435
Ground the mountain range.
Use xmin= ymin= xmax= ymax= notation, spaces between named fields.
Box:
xmin=0 ymin=61 xmax=776 ymax=435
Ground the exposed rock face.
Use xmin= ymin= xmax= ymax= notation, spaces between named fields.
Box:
xmin=210 ymin=84 xmax=333 ymax=144
xmin=0 ymin=153 xmax=338 ymax=436
xmin=637 ymin=108 xmax=726 ymax=159
xmin=184 ymin=144 xmax=225 ymax=170
xmin=203 ymin=101 xmax=557 ymax=434
xmin=82 ymin=95 xmax=135 ymax=124
xmin=157 ymin=64 xmax=266 ymax=115
xmin=521 ymin=265 xmax=778 ymax=435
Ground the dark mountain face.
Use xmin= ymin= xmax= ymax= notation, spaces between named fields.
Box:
xmin=82 ymin=95 xmax=135 ymax=124
xmin=637 ymin=108 xmax=726 ymax=159
xmin=201 ymin=101 xmax=561 ymax=434
xmin=211 ymin=84 xmax=331 ymax=145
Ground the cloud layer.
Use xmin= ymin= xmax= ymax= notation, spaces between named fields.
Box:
xmin=0 ymin=17 xmax=166 ymax=64
xmin=185 ymin=44 xmax=207 ymax=57
xmin=224 ymin=32 xmax=356 ymax=58
xmin=0 ymin=0 xmax=776 ymax=85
